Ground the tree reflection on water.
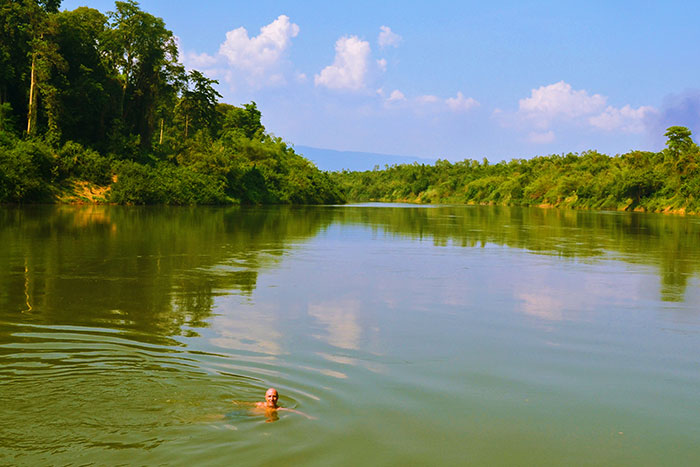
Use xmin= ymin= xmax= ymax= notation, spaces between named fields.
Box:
xmin=1 ymin=204 xmax=698 ymax=345
xmin=0 ymin=205 xmax=334 ymax=343
xmin=334 ymin=205 xmax=700 ymax=303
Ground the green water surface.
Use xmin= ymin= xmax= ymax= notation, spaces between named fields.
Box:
xmin=1 ymin=204 xmax=699 ymax=465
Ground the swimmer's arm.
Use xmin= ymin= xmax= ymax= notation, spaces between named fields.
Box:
xmin=278 ymin=407 xmax=316 ymax=420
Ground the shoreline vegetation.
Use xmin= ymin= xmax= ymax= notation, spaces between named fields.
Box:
xmin=331 ymin=125 xmax=700 ymax=215
xmin=1 ymin=2 xmax=699 ymax=215
xmin=0 ymin=0 xmax=343 ymax=206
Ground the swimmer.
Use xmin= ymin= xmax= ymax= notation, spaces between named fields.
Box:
xmin=202 ymin=387 xmax=315 ymax=424
xmin=255 ymin=387 xmax=280 ymax=409
xmin=253 ymin=388 xmax=315 ymax=420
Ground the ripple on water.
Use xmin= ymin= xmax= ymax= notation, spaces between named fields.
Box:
xmin=0 ymin=321 xmax=323 ymax=463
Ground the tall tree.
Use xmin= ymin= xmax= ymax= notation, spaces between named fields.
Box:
xmin=25 ymin=0 xmax=63 ymax=136
xmin=105 ymin=0 xmax=179 ymax=150
xmin=0 ymin=0 xmax=33 ymax=130
xmin=175 ymin=70 xmax=221 ymax=139
xmin=0 ymin=0 xmax=60 ymax=135
xmin=53 ymin=7 xmax=119 ymax=146
xmin=665 ymin=126 xmax=696 ymax=156
xmin=664 ymin=126 xmax=699 ymax=174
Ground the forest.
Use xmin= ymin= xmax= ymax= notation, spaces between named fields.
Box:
xmin=331 ymin=126 xmax=700 ymax=214
xmin=2 ymin=1 xmax=699 ymax=212
xmin=0 ymin=0 xmax=344 ymax=204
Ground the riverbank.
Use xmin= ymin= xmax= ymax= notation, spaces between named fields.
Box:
xmin=342 ymin=196 xmax=697 ymax=216
xmin=331 ymin=129 xmax=700 ymax=216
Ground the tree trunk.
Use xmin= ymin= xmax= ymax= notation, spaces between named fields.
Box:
xmin=26 ymin=52 xmax=37 ymax=135
xmin=185 ymin=114 xmax=189 ymax=139
xmin=120 ymin=81 xmax=127 ymax=121
xmin=159 ymin=118 xmax=164 ymax=144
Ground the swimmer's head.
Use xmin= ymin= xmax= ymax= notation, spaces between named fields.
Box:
xmin=264 ymin=388 xmax=279 ymax=408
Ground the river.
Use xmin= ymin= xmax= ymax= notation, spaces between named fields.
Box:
xmin=1 ymin=204 xmax=699 ymax=465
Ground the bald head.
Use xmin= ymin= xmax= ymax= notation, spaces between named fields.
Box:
xmin=264 ymin=388 xmax=279 ymax=408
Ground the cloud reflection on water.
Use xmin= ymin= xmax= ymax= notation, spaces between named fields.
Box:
xmin=209 ymin=302 xmax=283 ymax=356
xmin=308 ymin=299 xmax=362 ymax=350
xmin=518 ymin=291 xmax=564 ymax=321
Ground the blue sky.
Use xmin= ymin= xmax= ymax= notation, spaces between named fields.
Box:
xmin=63 ymin=0 xmax=700 ymax=162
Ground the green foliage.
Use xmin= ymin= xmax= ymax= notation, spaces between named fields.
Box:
xmin=109 ymin=160 xmax=228 ymax=205
xmin=218 ymin=102 xmax=265 ymax=141
xmin=0 ymin=2 xmax=343 ymax=206
xmin=0 ymin=0 xmax=40 ymax=134
xmin=229 ymin=166 xmax=272 ymax=204
xmin=52 ymin=7 xmax=119 ymax=148
xmin=0 ymin=136 xmax=56 ymax=202
xmin=104 ymin=0 xmax=181 ymax=150
xmin=332 ymin=127 xmax=700 ymax=214
xmin=0 ymin=103 xmax=15 ymax=133
xmin=665 ymin=126 xmax=695 ymax=156
xmin=4 ymin=2 xmax=695 ymax=212
xmin=175 ymin=70 xmax=221 ymax=139
xmin=57 ymin=141 xmax=112 ymax=185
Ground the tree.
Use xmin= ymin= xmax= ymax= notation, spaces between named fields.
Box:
xmin=664 ymin=126 xmax=699 ymax=175
xmin=52 ymin=7 xmax=119 ymax=146
xmin=0 ymin=0 xmax=62 ymax=136
xmin=29 ymin=13 xmax=67 ymax=142
xmin=665 ymin=126 xmax=695 ymax=156
xmin=105 ymin=0 xmax=179 ymax=150
xmin=0 ymin=1 xmax=33 ymax=131
xmin=175 ymin=70 xmax=221 ymax=139
xmin=219 ymin=101 xmax=265 ymax=141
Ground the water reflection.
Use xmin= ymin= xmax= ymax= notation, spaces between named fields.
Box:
xmin=518 ymin=291 xmax=564 ymax=321
xmin=209 ymin=302 xmax=283 ymax=356
xmin=3 ymin=205 xmax=700 ymax=337
xmin=2 ymin=204 xmax=700 ymax=464
xmin=308 ymin=299 xmax=362 ymax=350
xmin=0 ymin=205 xmax=335 ymax=342
xmin=334 ymin=205 xmax=700 ymax=302
xmin=2 ymin=204 xmax=698 ymax=349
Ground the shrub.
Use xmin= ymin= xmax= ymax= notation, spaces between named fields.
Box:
xmin=58 ymin=141 xmax=112 ymax=185
xmin=110 ymin=161 xmax=229 ymax=205
xmin=0 ymin=139 xmax=56 ymax=202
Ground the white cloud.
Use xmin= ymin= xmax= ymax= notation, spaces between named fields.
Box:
xmin=527 ymin=130 xmax=555 ymax=144
xmin=218 ymin=15 xmax=299 ymax=75
xmin=378 ymin=25 xmax=402 ymax=48
xmin=384 ymin=90 xmax=479 ymax=114
xmin=387 ymin=89 xmax=406 ymax=102
xmin=510 ymin=81 xmax=656 ymax=136
xmin=519 ymin=81 xmax=606 ymax=125
xmin=377 ymin=58 xmax=387 ymax=72
xmin=315 ymin=35 xmax=371 ymax=91
xmin=179 ymin=15 xmax=299 ymax=90
xmin=446 ymin=91 xmax=479 ymax=112
xmin=588 ymin=104 xmax=657 ymax=133
xmin=416 ymin=94 xmax=440 ymax=104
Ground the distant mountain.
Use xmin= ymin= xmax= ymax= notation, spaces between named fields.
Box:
xmin=294 ymin=145 xmax=436 ymax=172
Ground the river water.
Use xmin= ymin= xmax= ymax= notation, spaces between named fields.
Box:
xmin=1 ymin=204 xmax=699 ymax=465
